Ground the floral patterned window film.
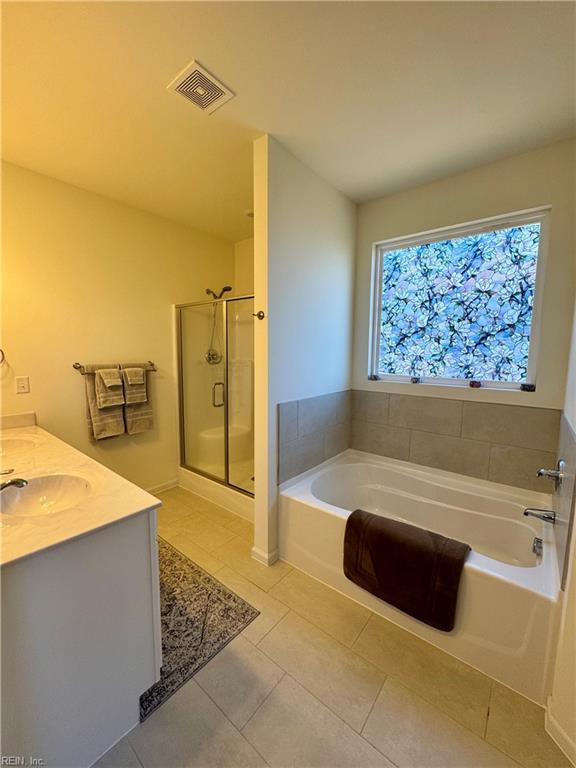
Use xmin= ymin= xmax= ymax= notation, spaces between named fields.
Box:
xmin=377 ymin=221 xmax=543 ymax=383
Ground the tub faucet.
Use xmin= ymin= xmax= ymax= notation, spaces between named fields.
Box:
xmin=536 ymin=460 xmax=565 ymax=491
xmin=0 ymin=478 xmax=28 ymax=492
xmin=524 ymin=508 xmax=556 ymax=524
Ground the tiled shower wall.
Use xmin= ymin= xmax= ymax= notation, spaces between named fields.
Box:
xmin=278 ymin=389 xmax=561 ymax=492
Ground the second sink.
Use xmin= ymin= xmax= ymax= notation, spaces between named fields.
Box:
xmin=1 ymin=474 xmax=92 ymax=517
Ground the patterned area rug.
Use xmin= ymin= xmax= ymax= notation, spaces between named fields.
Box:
xmin=140 ymin=538 xmax=259 ymax=721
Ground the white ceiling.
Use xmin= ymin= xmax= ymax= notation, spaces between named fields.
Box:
xmin=3 ymin=2 xmax=575 ymax=242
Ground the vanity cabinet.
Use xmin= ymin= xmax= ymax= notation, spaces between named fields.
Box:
xmin=1 ymin=508 xmax=161 ymax=767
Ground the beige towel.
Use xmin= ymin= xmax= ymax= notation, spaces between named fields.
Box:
xmin=121 ymin=364 xmax=153 ymax=435
xmin=84 ymin=364 xmax=125 ymax=441
xmin=96 ymin=367 xmax=125 ymax=409
xmin=121 ymin=366 xmax=147 ymax=403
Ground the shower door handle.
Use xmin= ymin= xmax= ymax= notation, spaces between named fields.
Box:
xmin=212 ymin=382 xmax=225 ymax=408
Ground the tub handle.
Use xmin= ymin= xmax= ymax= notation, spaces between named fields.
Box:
xmin=212 ymin=382 xmax=225 ymax=408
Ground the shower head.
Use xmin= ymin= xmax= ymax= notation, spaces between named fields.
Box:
xmin=206 ymin=286 xmax=232 ymax=300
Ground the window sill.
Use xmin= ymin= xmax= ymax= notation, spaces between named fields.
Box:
xmin=368 ymin=376 xmax=534 ymax=393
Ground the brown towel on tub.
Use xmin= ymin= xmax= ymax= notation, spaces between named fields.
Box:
xmin=344 ymin=509 xmax=470 ymax=632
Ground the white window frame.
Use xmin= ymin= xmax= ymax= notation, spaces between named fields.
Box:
xmin=368 ymin=206 xmax=551 ymax=391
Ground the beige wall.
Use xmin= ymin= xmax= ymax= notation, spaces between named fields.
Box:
xmin=1 ymin=162 xmax=235 ymax=490
xmin=253 ymin=135 xmax=356 ymax=560
xmin=353 ymin=139 xmax=576 ymax=409
xmin=234 ymin=237 xmax=254 ymax=296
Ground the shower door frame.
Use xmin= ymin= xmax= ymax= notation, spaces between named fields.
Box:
xmin=176 ymin=294 xmax=255 ymax=497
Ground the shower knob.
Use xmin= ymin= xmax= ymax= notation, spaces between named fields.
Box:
xmin=253 ymin=311 xmax=265 ymax=320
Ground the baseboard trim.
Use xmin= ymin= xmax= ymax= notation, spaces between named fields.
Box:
xmin=251 ymin=546 xmax=278 ymax=566
xmin=178 ymin=467 xmax=254 ymax=521
xmin=146 ymin=479 xmax=178 ymax=495
xmin=546 ymin=698 xmax=576 ymax=766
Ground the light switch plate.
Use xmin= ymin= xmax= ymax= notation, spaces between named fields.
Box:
xmin=15 ymin=376 xmax=30 ymax=394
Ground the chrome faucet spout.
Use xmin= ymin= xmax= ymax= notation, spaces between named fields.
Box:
xmin=0 ymin=478 xmax=28 ymax=492
xmin=524 ymin=508 xmax=556 ymax=524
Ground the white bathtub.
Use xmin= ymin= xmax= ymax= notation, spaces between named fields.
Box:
xmin=279 ymin=449 xmax=560 ymax=703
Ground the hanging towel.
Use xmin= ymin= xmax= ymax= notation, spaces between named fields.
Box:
xmin=121 ymin=363 xmax=153 ymax=435
xmin=344 ymin=509 xmax=470 ymax=632
xmin=83 ymin=364 xmax=125 ymax=441
xmin=95 ymin=367 xmax=125 ymax=409
xmin=121 ymin=366 xmax=147 ymax=404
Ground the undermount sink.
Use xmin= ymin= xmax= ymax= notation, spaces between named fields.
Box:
xmin=0 ymin=438 xmax=36 ymax=457
xmin=1 ymin=474 xmax=92 ymax=517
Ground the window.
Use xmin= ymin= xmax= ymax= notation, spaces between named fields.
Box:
xmin=369 ymin=208 xmax=549 ymax=389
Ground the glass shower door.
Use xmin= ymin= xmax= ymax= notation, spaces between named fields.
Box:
xmin=227 ymin=297 xmax=254 ymax=493
xmin=179 ymin=303 xmax=226 ymax=481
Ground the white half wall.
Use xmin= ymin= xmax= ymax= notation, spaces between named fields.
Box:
xmin=234 ymin=237 xmax=254 ymax=296
xmin=1 ymin=162 xmax=235 ymax=490
xmin=353 ymin=138 xmax=576 ymax=408
xmin=563 ymin=306 xmax=576 ymax=431
xmin=547 ymin=302 xmax=576 ymax=765
xmin=253 ymin=135 xmax=356 ymax=560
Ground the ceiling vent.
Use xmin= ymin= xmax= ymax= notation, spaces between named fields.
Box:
xmin=167 ymin=60 xmax=234 ymax=115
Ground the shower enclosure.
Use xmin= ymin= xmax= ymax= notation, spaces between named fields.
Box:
xmin=177 ymin=295 xmax=254 ymax=495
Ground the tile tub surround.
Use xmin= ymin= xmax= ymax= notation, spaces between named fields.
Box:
xmin=278 ymin=390 xmax=561 ymax=490
xmin=278 ymin=391 xmax=351 ymax=483
xmin=351 ymin=392 xmax=561 ymax=492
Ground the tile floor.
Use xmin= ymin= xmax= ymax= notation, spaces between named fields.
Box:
xmin=96 ymin=488 xmax=571 ymax=768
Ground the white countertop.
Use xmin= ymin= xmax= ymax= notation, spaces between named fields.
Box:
xmin=0 ymin=425 xmax=161 ymax=566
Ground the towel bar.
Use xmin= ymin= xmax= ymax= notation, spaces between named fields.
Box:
xmin=72 ymin=361 xmax=157 ymax=374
